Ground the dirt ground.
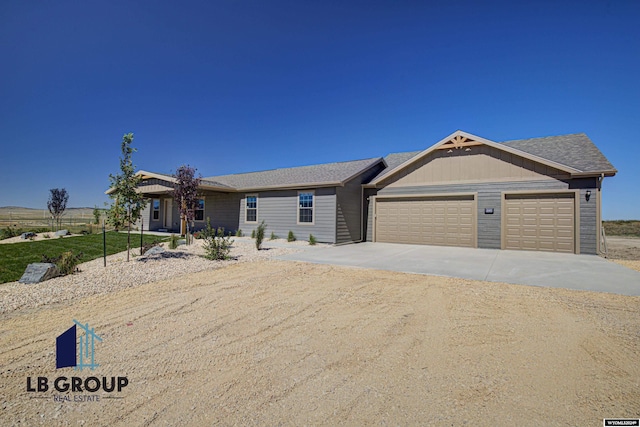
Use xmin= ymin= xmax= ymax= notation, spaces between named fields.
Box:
xmin=605 ymin=236 xmax=640 ymax=272
xmin=1 ymin=260 xmax=639 ymax=426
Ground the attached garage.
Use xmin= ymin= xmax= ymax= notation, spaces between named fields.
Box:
xmin=503 ymin=192 xmax=577 ymax=253
xmin=374 ymin=195 xmax=476 ymax=248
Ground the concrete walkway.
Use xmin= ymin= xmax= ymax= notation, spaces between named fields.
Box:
xmin=277 ymin=242 xmax=640 ymax=296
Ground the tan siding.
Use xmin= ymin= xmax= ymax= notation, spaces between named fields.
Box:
xmin=386 ymin=145 xmax=569 ymax=187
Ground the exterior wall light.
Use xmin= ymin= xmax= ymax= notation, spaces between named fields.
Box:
xmin=586 ymin=190 xmax=591 ymax=201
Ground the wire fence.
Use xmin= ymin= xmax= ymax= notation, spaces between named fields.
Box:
xmin=0 ymin=212 xmax=115 ymax=234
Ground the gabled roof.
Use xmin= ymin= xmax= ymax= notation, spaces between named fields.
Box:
xmin=502 ymin=133 xmax=617 ymax=175
xmin=368 ymin=150 xmax=421 ymax=183
xmin=204 ymin=157 xmax=384 ymax=191
xmin=136 ymin=171 xmax=233 ymax=191
xmin=367 ymin=130 xmax=616 ymax=187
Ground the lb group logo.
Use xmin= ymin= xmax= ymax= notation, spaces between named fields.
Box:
xmin=56 ymin=320 xmax=102 ymax=370
xmin=27 ymin=319 xmax=129 ymax=399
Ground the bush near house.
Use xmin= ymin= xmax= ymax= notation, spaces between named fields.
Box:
xmin=169 ymin=234 xmax=180 ymax=249
xmin=287 ymin=231 xmax=296 ymax=242
xmin=236 ymin=229 xmax=243 ymax=237
xmin=202 ymin=218 xmax=234 ymax=260
xmin=270 ymin=232 xmax=277 ymax=240
xmin=255 ymin=221 xmax=267 ymax=250
xmin=251 ymin=229 xmax=256 ymax=239
xmin=0 ymin=232 xmax=165 ymax=284
xmin=309 ymin=234 xmax=317 ymax=245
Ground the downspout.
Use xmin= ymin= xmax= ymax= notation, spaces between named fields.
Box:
xmin=598 ymin=173 xmax=606 ymax=256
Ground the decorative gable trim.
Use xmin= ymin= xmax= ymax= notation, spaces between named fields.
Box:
xmin=367 ymin=130 xmax=581 ymax=187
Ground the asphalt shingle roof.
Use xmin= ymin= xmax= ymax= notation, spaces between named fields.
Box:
xmin=204 ymin=157 xmax=384 ymax=190
xmin=369 ymin=150 xmax=422 ymax=182
xmin=141 ymin=132 xmax=615 ymax=192
xmin=501 ymin=133 xmax=616 ymax=173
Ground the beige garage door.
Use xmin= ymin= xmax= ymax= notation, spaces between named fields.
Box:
xmin=375 ymin=196 xmax=476 ymax=247
xmin=504 ymin=193 xmax=575 ymax=253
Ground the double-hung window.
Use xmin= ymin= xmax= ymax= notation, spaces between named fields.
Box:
xmin=194 ymin=198 xmax=205 ymax=221
xmin=298 ymin=191 xmax=314 ymax=224
xmin=246 ymin=195 xmax=257 ymax=223
xmin=152 ymin=199 xmax=160 ymax=220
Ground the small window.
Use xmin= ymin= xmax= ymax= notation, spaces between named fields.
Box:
xmin=246 ymin=195 xmax=257 ymax=223
xmin=298 ymin=192 xmax=314 ymax=224
xmin=152 ymin=199 xmax=160 ymax=221
xmin=194 ymin=198 xmax=205 ymax=221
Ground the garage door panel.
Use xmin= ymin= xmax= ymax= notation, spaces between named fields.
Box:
xmin=504 ymin=194 xmax=575 ymax=253
xmin=376 ymin=197 xmax=475 ymax=248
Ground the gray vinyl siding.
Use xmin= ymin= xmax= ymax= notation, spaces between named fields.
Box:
xmin=238 ymin=188 xmax=337 ymax=243
xmin=368 ymin=178 xmax=599 ymax=254
xmin=568 ymin=179 xmax=599 ymax=255
xmin=336 ymin=164 xmax=385 ymax=244
xmin=138 ymin=178 xmax=175 ymax=189
xmin=137 ymin=203 xmax=151 ymax=231
xmin=194 ymin=192 xmax=241 ymax=233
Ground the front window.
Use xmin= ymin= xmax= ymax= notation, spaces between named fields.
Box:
xmin=246 ymin=195 xmax=257 ymax=223
xmin=152 ymin=199 xmax=160 ymax=220
xmin=298 ymin=192 xmax=314 ymax=224
xmin=194 ymin=198 xmax=205 ymax=221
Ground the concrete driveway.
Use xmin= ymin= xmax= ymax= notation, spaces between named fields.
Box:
xmin=277 ymin=242 xmax=640 ymax=296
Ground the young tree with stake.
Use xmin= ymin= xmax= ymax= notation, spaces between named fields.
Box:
xmin=107 ymin=133 xmax=147 ymax=261
xmin=173 ymin=165 xmax=201 ymax=244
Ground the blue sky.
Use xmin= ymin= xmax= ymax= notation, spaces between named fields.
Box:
xmin=0 ymin=0 xmax=638 ymax=219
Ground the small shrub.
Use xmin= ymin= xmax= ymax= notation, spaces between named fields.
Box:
xmin=43 ymin=233 xmax=51 ymax=239
xmin=42 ymin=250 xmax=83 ymax=276
xmin=202 ymin=218 xmax=234 ymax=260
xmin=235 ymin=229 xmax=243 ymax=237
xmin=169 ymin=234 xmax=179 ymax=249
xmin=193 ymin=231 xmax=203 ymax=240
xmin=270 ymin=231 xmax=277 ymax=240
xmin=255 ymin=220 xmax=267 ymax=250
xmin=309 ymin=234 xmax=317 ymax=245
xmin=0 ymin=226 xmax=22 ymax=240
xmin=251 ymin=229 xmax=256 ymax=239
xmin=287 ymin=230 xmax=296 ymax=242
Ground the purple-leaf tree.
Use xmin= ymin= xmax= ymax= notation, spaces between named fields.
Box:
xmin=173 ymin=165 xmax=201 ymax=244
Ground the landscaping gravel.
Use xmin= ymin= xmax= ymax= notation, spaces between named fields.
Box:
xmin=0 ymin=238 xmax=304 ymax=314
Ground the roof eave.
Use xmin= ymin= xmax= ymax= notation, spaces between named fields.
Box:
xmin=236 ymin=181 xmax=342 ymax=192
xmin=570 ymin=170 xmax=617 ymax=178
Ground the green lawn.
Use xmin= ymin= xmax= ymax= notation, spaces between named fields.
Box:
xmin=0 ymin=232 xmax=166 ymax=284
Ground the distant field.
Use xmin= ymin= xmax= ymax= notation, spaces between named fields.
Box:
xmin=0 ymin=232 xmax=166 ymax=284
xmin=0 ymin=206 xmax=102 ymax=232
xmin=603 ymin=220 xmax=640 ymax=237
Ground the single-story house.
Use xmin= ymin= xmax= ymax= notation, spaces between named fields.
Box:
xmin=129 ymin=130 xmax=616 ymax=255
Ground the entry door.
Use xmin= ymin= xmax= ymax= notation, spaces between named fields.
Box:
xmin=163 ymin=199 xmax=173 ymax=228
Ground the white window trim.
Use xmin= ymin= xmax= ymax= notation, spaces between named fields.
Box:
xmin=152 ymin=198 xmax=160 ymax=221
xmin=194 ymin=197 xmax=205 ymax=222
xmin=297 ymin=190 xmax=315 ymax=225
xmin=245 ymin=194 xmax=258 ymax=224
